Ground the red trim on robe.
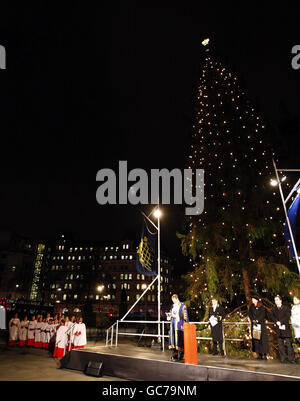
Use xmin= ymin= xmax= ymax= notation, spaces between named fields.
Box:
xmin=53 ymin=347 xmax=64 ymax=358
xmin=73 ymin=345 xmax=84 ymax=349
xmin=26 ymin=339 xmax=35 ymax=346
xmin=34 ymin=341 xmax=42 ymax=348
xmin=8 ymin=340 xmax=16 ymax=346
xmin=19 ymin=340 xmax=26 ymax=347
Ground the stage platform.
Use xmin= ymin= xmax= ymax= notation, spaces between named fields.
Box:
xmin=60 ymin=342 xmax=300 ymax=381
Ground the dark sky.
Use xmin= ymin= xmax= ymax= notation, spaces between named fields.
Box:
xmin=0 ymin=2 xmax=299 ymax=271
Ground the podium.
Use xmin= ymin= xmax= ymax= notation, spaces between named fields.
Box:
xmin=183 ymin=322 xmax=198 ymax=365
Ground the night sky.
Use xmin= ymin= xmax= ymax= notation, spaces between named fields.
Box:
xmin=0 ymin=3 xmax=299 ymax=272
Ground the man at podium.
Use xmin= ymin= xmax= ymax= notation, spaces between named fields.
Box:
xmin=166 ymin=294 xmax=189 ymax=361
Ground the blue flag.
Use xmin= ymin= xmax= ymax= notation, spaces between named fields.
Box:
xmin=284 ymin=187 xmax=300 ymax=260
xmin=136 ymin=219 xmax=158 ymax=276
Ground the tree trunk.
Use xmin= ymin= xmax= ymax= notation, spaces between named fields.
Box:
xmin=242 ymin=268 xmax=252 ymax=305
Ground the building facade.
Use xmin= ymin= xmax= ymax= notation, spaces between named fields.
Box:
xmin=30 ymin=234 xmax=174 ymax=318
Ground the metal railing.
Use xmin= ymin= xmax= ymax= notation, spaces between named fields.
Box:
xmin=105 ymin=320 xmax=264 ymax=354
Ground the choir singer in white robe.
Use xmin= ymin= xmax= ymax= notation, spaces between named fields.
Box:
xmin=53 ymin=319 xmax=68 ymax=358
xmin=73 ymin=317 xmax=87 ymax=349
xmin=19 ymin=316 xmax=29 ymax=347
xmin=8 ymin=313 xmax=20 ymax=346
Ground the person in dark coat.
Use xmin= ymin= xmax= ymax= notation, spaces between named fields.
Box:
xmin=271 ymin=295 xmax=295 ymax=363
xmin=248 ymin=295 xmax=269 ymax=360
xmin=208 ymin=298 xmax=226 ymax=356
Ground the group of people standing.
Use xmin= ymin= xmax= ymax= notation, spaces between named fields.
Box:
xmin=249 ymin=295 xmax=300 ymax=363
xmin=167 ymin=293 xmax=300 ymax=363
xmin=8 ymin=313 xmax=87 ymax=358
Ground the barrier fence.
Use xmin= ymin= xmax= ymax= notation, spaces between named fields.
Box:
xmin=105 ymin=320 xmax=275 ymax=353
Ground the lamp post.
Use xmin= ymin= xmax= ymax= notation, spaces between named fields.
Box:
xmin=97 ymin=285 xmax=104 ymax=313
xmin=153 ymin=207 xmax=162 ymax=342
xmin=142 ymin=283 xmax=147 ymax=320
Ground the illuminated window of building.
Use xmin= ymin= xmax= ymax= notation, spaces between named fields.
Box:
xmin=103 ymin=256 xmax=106 ymax=260
xmin=50 ymin=294 xmax=55 ymax=299
xmin=80 ymin=247 xmax=83 ymax=251
xmin=137 ymin=284 xmax=140 ymax=290
xmin=11 ymin=266 xmax=16 ymax=271
xmin=75 ymin=248 xmax=78 ymax=251
xmin=147 ymin=295 xmax=151 ymax=301
xmin=136 ymin=294 xmax=140 ymax=300
xmin=63 ymin=294 xmax=67 ymax=300
xmin=74 ymin=294 xmax=77 ymax=299
xmin=107 ymin=294 xmax=111 ymax=300
xmin=90 ymin=247 xmax=93 ymax=251
xmin=69 ymin=284 xmax=72 ymax=289
xmin=110 ymin=256 xmax=113 ymax=260
xmin=151 ymin=285 xmax=155 ymax=290
xmin=70 ymin=248 xmax=73 ymax=252
xmin=121 ymin=255 xmax=124 ymax=260
xmin=78 ymin=256 xmax=81 ymax=260
xmin=152 ymin=295 xmax=155 ymax=302
xmin=137 ymin=274 xmax=140 ymax=280
xmin=129 ymin=274 xmax=132 ymax=280
xmin=105 ymin=247 xmax=108 ymax=251
xmin=141 ymin=275 xmax=145 ymax=280
xmin=129 ymin=255 xmax=133 ymax=260
xmin=127 ymin=295 xmax=130 ymax=301
xmin=64 ymin=284 xmax=68 ymax=289
xmin=166 ymin=269 xmax=168 ymax=274
xmin=124 ymin=274 xmax=128 ymax=280
xmin=112 ymin=295 xmax=115 ymax=300
xmin=126 ymin=244 xmax=129 ymax=249
xmin=96 ymin=295 xmax=99 ymax=300
xmin=120 ymin=274 xmax=123 ymax=280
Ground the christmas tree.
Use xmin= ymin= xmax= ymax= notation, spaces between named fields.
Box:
xmin=178 ymin=39 xmax=300 ymax=313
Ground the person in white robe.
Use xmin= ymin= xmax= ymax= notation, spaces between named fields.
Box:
xmin=19 ymin=316 xmax=29 ymax=347
xmin=291 ymin=295 xmax=300 ymax=346
xmin=73 ymin=317 xmax=87 ymax=349
xmin=41 ymin=319 xmax=48 ymax=349
xmin=53 ymin=319 xmax=68 ymax=358
xmin=8 ymin=313 xmax=20 ymax=346
xmin=27 ymin=315 xmax=37 ymax=346
xmin=34 ymin=316 xmax=43 ymax=348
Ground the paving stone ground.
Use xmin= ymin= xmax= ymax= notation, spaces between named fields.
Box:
xmin=0 ymin=344 xmax=127 ymax=381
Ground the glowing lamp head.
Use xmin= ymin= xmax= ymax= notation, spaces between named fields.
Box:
xmin=97 ymin=285 xmax=104 ymax=292
xmin=202 ymin=38 xmax=210 ymax=46
xmin=270 ymin=179 xmax=278 ymax=187
xmin=153 ymin=208 xmax=162 ymax=218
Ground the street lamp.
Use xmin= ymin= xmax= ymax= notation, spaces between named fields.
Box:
xmin=97 ymin=285 xmax=104 ymax=313
xmin=153 ymin=208 xmax=162 ymax=218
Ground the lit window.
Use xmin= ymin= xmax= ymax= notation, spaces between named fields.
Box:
xmin=112 ymin=295 xmax=115 ymax=300
xmin=129 ymin=274 xmax=132 ymax=280
xmin=63 ymin=294 xmax=67 ymax=300
xmin=141 ymin=275 xmax=145 ymax=280
xmin=127 ymin=296 xmax=130 ymax=301
xmin=137 ymin=274 xmax=140 ymax=280
xmin=137 ymin=284 xmax=140 ymax=290
xmin=124 ymin=274 xmax=128 ymax=280
xmin=74 ymin=294 xmax=77 ymax=299
xmin=96 ymin=295 xmax=99 ymax=300
xmin=11 ymin=266 xmax=16 ymax=271
xmin=136 ymin=294 xmax=140 ymax=300
xmin=129 ymin=255 xmax=133 ymax=260
xmin=120 ymin=274 xmax=123 ymax=280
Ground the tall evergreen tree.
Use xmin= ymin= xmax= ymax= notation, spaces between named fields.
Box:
xmin=178 ymin=39 xmax=300 ymax=310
